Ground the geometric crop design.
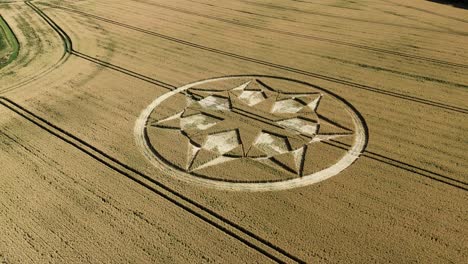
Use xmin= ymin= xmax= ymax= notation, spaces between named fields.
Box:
xmin=135 ymin=76 xmax=367 ymax=191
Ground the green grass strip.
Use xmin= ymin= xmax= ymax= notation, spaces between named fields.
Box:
xmin=0 ymin=15 xmax=19 ymax=69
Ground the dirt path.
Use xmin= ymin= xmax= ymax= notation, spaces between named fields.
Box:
xmin=1 ymin=0 xmax=467 ymax=263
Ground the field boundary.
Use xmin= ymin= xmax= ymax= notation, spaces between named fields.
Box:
xmin=37 ymin=4 xmax=468 ymax=114
xmin=0 ymin=15 xmax=19 ymax=69
xmin=0 ymin=2 xmax=71 ymax=94
xmin=0 ymin=96 xmax=306 ymax=263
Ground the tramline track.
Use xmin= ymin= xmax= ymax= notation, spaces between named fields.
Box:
xmin=37 ymin=3 xmax=468 ymax=114
xmin=0 ymin=96 xmax=306 ymax=263
xmin=16 ymin=1 xmax=467 ymax=192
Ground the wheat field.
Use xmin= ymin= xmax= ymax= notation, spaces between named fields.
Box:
xmin=0 ymin=0 xmax=467 ymax=263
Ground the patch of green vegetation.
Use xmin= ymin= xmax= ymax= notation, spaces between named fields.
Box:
xmin=0 ymin=15 xmax=19 ymax=69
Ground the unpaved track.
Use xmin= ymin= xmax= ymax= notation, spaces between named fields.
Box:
xmin=37 ymin=1 xmax=468 ymax=112
xmin=1 ymin=0 xmax=467 ymax=263
xmin=0 ymin=2 xmax=66 ymax=94
xmin=0 ymin=106 xmax=273 ymax=263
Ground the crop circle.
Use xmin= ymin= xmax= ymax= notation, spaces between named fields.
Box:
xmin=135 ymin=75 xmax=367 ymax=191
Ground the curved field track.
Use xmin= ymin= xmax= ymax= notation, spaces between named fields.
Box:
xmin=1 ymin=0 xmax=467 ymax=263
xmin=0 ymin=15 xmax=19 ymax=68
xmin=0 ymin=2 xmax=66 ymax=94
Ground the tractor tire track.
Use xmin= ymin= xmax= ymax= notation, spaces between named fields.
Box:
xmin=317 ymin=55 xmax=468 ymax=89
xmin=236 ymin=0 xmax=468 ymax=36
xmin=26 ymin=1 xmax=72 ymax=53
xmin=386 ymin=0 xmax=468 ymax=24
xmin=34 ymin=5 xmax=468 ymax=115
xmin=130 ymin=1 xmax=468 ymax=69
xmin=72 ymin=51 xmax=175 ymax=90
xmin=326 ymin=140 xmax=468 ymax=192
xmin=0 ymin=1 xmax=71 ymax=95
xmin=0 ymin=97 xmax=305 ymax=264
xmin=25 ymin=2 xmax=175 ymax=91
xmin=63 ymin=50 xmax=468 ymax=192
xmin=24 ymin=3 xmax=467 ymax=191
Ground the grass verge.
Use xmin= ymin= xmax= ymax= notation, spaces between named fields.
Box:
xmin=0 ymin=15 xmax=19 ymax=69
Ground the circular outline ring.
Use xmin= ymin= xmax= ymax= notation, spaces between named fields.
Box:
xmin=135 ymin=75 xmax=368 ymax=191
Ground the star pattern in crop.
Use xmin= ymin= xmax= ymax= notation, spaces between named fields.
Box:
xmin=150 ymin=78 xmax=353 ymax=176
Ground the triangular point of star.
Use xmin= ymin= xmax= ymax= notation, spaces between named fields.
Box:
xmin=296 ymin=113 xmax=319 ymax=123
xmin=293 ymin=147 xmax=306 ymax=176
xmin=186 ymin=133 xmax=205 ymax=147
xmin=237 ymin=90 xmax=266 ymax=106
xmin=307 ymin=95 xmax=323 ymax=111
xmin=328 ymin=134 xmax=355 ymax=146
xmin=244 ymin=80 xmax=265 ymax=91
xmin=188 ymin=89 xmax=230 ymax=100
xmin=189 ymin=149 xmax=220 ymax=171
xmin=276 ymin=93 xmax=317 ymax=102
xmin=194 ymin=119 xmax=232 ymax=138
xmin=229 ymin=89 xmax=242 ymax=98
xmin=293 ymin=94 xmax=320 ymax=106
xmin=238 ymin=129 xmax=260 ymax=156
xmin=252 ymin=96 xmax=277 ymax=113
xmin=255 ymin=79 xmax=277 ymax=92
xmin=181 ymin=107 xmax=201 ymax=118
xmin=246 ymin=145 xmax=268 ymax=158
xmin=154 ymin=118 xmax=181 ymax=129
xmin=276 ymin=94 xmax=297 ymax=101
xmin=186 ymin=142 xmax=200 ymax=170
xmin=223 ymin=145 xmax=244 ymax=157
xmin=192 ymin=155 xmax=235 ymax=171
xmin=318 ymin=118 xmax=353 ymax=134
xmin=231 ymin=81 xmax=251 ymax=91
xmin=312 ymin=133 xmax=353 ymax=143
xmin=287 ymin=136 xmax=307 ymax=150
xmin=270 ymin=152 xmax=298 ymax=174
xmin=262 ymin=89 xmax=277 ymax=99
xmin=228 ymin=93 xmax=250 ymax=110
xmin=156 ymin=112 xmax=182 ymax=122
xmin=187 ymin=89 xmax=209 ymax=100
xmin=298 ymin=107 xmax=314 ymax=114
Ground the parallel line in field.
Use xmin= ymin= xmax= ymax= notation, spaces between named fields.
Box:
xmin=27 ymin=1 xmax=176 ymax=91
xmin=119 ymin=1 xmax=468 ymax=69
xmin=326 ymin=140 xmax=468 ymax=191
xmin=26 ymin=3 xmax=467 ymax=191
xmin=368 ymin=2 xmax=466 ymax=34
xmin=52 ymin=48 xmax=468 ymax=192
xmin=40 ymin=5 xmax=468 ymax=114
xmin=72 ymin=51 xmax=176 ymax=90
xmin=385 ymin=0 xmax=468 ymax=24
xmin=26 ymin=1 xmax=72 ymax=53
xmin=316 ymin=55 xmax=468 ymax=89
xmin=0 ymin=97 xmax=305 ymax=264
xmin=0 ymin=2 xmax=71 ymax=95
xmin=236 ymin=0 xmax=468 ymax=36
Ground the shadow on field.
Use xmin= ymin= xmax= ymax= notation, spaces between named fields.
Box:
xmin=427 ymin=0 xmax=468 ymax=9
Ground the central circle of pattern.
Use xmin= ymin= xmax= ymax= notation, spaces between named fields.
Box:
xmin=136 ymin=76 xmax=367 ymax=191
